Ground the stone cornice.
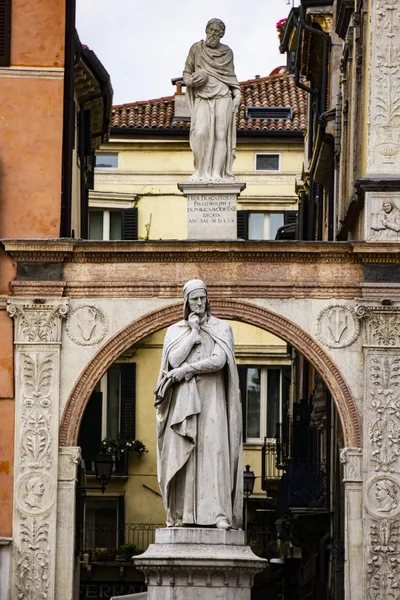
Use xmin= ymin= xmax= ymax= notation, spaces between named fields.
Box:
xmin=3 ymin=239 xmax=400 ymax=264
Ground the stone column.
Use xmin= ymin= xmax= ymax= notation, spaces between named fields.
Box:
xmin=7 ymin=299 xmax=68 ymax=600
xmin=340 ymin=447 xmax=363 ymax=600
xmin=178 ymin=181 xmax=245 ymax=240
xmin=55 ymin=447 xmax=81 ymax=600
xmin=356 ymin=303 xmax=400 ymax=599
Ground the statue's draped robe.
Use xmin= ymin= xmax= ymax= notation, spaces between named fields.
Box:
xmin=156 ymin=316 xmax=243 ymax=527
xmin=183 ymin=41 xmax=240 ymax=181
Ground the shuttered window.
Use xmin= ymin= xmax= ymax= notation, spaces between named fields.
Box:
xmin=0 ymin=0 xmax=11 ymax=67
xmin=122 ymin=208 xmax=138 ymax=240
xmin=78 ymin=391 xmax=103 ymax=472
xmin=120 ymin=363 xmax=136 ymax=439
xmin=237 ymin=210 xmax=249 ymax=240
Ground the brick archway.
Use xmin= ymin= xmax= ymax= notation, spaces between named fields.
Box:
xmin=60 ymin=299 xmax=362 ymax=448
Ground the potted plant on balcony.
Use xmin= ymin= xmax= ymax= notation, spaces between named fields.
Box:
xmin=276 ymin=17 xmax=288 ymax=52
xmin=101 ymin=436 xmax=147 ymax=459
xmin=118 ymin=543 xmax=141 ymax=562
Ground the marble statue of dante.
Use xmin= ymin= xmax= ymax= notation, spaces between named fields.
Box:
xmin=155 ymin=280 xmax=243 ymax=529
xmin=183 ymin=19 xmax=241 ymax=181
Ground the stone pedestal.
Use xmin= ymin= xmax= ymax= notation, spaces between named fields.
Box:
xmin=178 ymin=181 xmax=246 ymax=240
xmin=134 ymin=528 xmax=266 ymax=600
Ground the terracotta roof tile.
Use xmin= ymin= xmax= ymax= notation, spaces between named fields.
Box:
xmin=112 ymin=72 xmax=307 ymax=133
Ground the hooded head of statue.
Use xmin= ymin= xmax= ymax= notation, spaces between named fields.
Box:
xmin=183 ymin=279 xmax=211 ymax=320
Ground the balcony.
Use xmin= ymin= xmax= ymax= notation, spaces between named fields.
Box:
xmin=335 ymin=0 xmax=354 ymax=39
xmin=81 ymin=523 xmax=163 ymax=565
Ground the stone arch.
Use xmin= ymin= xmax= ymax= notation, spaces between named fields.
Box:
xmin=60 ymin=299 xmax=362 ymax=448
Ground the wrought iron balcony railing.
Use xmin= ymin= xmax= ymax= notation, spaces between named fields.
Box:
xmin=82 ymin=522 xmax=164 ymax=557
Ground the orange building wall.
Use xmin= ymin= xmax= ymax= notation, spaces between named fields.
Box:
xmin=0 ymin=401 xmax=14 ymax=536
xmin=0 ymin=0 xmax=66 ymax=537
xmin=11 ymin=0 xmax=65 ymax=67
xmin=0 ymin=78 xmax=64 ymax=238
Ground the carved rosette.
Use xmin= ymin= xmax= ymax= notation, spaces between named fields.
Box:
xmin=65 ymin=304 xmax=108 ymax=346
xmin=8 ymin=300 xmax=68 ymax=600
xmin=315 ymin=303 xmax=360 ymax=349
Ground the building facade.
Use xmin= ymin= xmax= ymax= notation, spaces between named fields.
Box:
xmin=1 ymin=1 xmax=400 ymax=599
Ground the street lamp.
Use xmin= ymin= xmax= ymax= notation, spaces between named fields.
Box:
xmin=244 ymin=464 xmax=255 ymax=497
xmin=94 ymin=451 xmax=114 ymax=493
xmin=243 ymin=465 xmax=255 ymax=541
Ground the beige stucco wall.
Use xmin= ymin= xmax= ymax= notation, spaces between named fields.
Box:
xmin=91 ymin=137 xmax=303 ymax=240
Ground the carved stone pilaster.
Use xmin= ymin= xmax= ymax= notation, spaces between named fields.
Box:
xmin=366 ymin=0 xmax=400 ymax=176
xmin=357 ymin=301 xmax=400 ymax=599
xmin=55 ymin=447 xmax=81 ymax=600
xmin=7 ymin=300 xmax=68 ymax=600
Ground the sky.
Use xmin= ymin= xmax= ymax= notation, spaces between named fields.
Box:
xmin=76 ymin=0 xmax=299 ymax=106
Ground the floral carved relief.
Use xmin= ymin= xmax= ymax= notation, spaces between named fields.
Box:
xmin=16 ymin=513 xmax=50 ymax=600
xmin=370 ymin=0 xmax=400 ymax=168
xmin=20 ymin=353 xmax=54 ymax=471
xmin=368 ymin=356 xmax=400 ymax=473
xmin=7 ymin=301 xmax=68 ymax=344
xmin=367 ymin=518 xmax=400 ymax=599
xmin=356 ymin=306 xmax=400 ymax=348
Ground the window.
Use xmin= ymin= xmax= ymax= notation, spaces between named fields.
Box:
xmin=247 ymin=107 xmax=292 ymax=120
xmin=78 ymin=364 xmax=136 ymax=474
xmin=0 ymin=0 xmax=12 ymax=67
xmin=88 ymin=208 xmax=138 ymax=240
xmin=89 ymin=209 xmax=122 ymax=240
xmin=237 ymin=210 xmax=297 ymax=240
xmin=249 ymin=212 xmax=284 ymax=240
xmin=255 ymin=153 xmax=280 ymax=171
xmin=238 ymin=365 xmax=291 ymax=443
xmin=84 ymin=497 xmax=124 ymax=549
xmin=95 ymin=153 xmax=118 ymax=168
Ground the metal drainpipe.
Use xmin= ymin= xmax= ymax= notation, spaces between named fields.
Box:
xmin=60 ymin=0 xmax=76 ymax=238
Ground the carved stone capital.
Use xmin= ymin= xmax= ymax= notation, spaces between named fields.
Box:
xmin=7 ymin=300 xmax=69 ymax=344
xmin=58 ymin=447 xmax=81 ymax=482
xmin=340 ymin=447 xmax=363 ymax=482
xmin=356 ymin=304 xmax=400 ymax=347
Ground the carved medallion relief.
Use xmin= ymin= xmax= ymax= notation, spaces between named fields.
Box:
xmin=315 ymin=304 xmax=360 ymax=348
xmin=65 ymin=304 xmax=108 ymax=345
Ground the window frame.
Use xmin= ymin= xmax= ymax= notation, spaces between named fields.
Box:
xmin=95 ymin=152 xmax=119 ymax=169
xmin=88 ymin=208 xmax=122 ymax=241
xmin=244 ymin=365 xmax=283 ymax=444
xmin=254 ymin=153 xmax=281 ymax=172
xmin=248 ymin=211 xmax=285 ymax=240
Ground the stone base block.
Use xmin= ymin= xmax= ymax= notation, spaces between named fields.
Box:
xmin=134 ymin=527 xmax=266 ymax=600
xmin=178 ymin=181 xmax=246 ymax=240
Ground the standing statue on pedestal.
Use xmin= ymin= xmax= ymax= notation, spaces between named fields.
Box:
xmin=183 ymin=19 xmax=241 ymax=181
xmin=155 ymin=280 xmax=243 ymax=529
